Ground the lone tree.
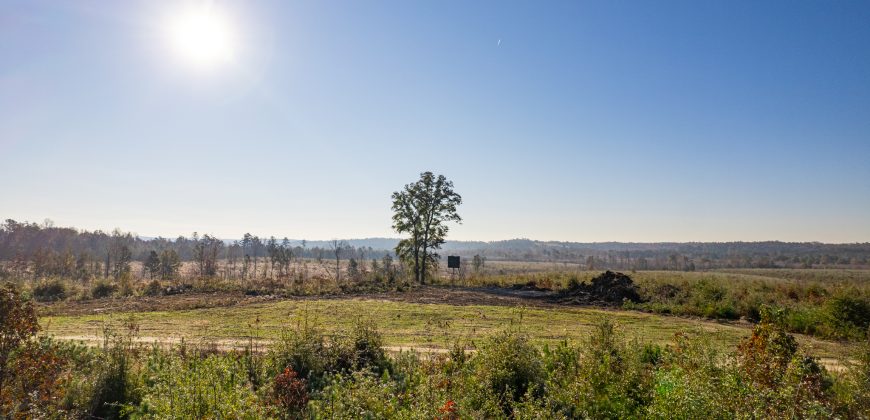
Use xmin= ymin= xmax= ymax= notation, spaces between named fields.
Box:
xmin=145 ymin=250 xmax=161 ymax=279
xmin=391 ymin=172 xmax=462 ymax=284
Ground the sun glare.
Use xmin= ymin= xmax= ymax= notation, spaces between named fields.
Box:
xmin=166 ymin=5 xmax=236 ymax=70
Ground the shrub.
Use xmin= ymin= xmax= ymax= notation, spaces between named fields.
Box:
xmin=310 ymin=371 xmax=411 ymax=418
xmin=271 ymin=316 xmax=390 ymax=388
xmin=88 ymin=341 xmax=137 ymax=420
xmin=0 ymin=283 xmax=42 ymax=416
xmin=833 ymin=337 xmax=870 ymax=416
xmin=118 ymin=274 xmax=135 ymax=297
xmin=737 ymin=308 xmax=799 ymax=388
xmin=472 ymin=330 xmax=543 ymax=413
xmin=732 ymin=308 xmax=835 ymax=417
xmin=272 ymin=366 xmax=309 ymax=415
xmin=7 ymin=340 xmax=70 ymax=417
xmin=647 ymin=367 xmax=724 ymax=419
xmin=143 ymin=280 xmax=163 ymax=297
xmin=640 ymin=343 xmax=664 ymax=366
xmin=704 ymin=301 xmax=739 ymax=320
xmin=130 ymin=353 xmax=269 ymax=418
xmin=330 ymin=321 xmax=390 ymax=375
xmin=32 ymin=279 xmax=67 ymax=302
xmin=577 ymin=321 xmax=653 ymax=417
xmin=826 ymin=294 xmax=870 ymax=339
xmin=269 ymin=316 xmax=329 ymax=389
xmin=91 ymin=281 xmax=117 ymax=299
xmin=0 ymin=282 xmax=39 ymax=352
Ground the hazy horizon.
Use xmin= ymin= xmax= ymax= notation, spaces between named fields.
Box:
xmin=2 ymin=1 xmax=869 ymax=243
xmin=2 ymin=217 xmax=867 ymax=246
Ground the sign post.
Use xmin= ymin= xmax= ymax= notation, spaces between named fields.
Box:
xmin=447 ymin=256 xmax=460 ymax=282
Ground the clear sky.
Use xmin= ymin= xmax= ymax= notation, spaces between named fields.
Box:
xmin=1 ymin=0 xmax=869 ymax=242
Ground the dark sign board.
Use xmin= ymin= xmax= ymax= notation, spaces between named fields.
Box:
xmin=447 ymin=256 xmax=460 ymax=269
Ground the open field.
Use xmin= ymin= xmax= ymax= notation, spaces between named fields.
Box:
xmin=448 ymin=267 xmax=870 ymax=288
xmin=30 ymin=268 xmax=870 ymax=360
xmin=8 ymin=268 xmax=869 ymax=417
xmin=38 ymin=287 xmax=859 ymax=364
xmin=714 ymin=268 xmax=870 ymax=284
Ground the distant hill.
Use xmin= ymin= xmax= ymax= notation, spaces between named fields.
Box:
xmin=3 ymin=219 xmax=869 ymax=270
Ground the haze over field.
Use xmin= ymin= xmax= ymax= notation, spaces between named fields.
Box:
xmin=2 ymin=0 xmax=869 ymax=242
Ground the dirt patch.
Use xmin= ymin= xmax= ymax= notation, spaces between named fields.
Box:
xmin=36 ymin=292 xmax=281 ymax=317
xmin=510 ymin=281 xmax=552 ymax=292
xmin=556 ymin=271 xmax=642 ymax=305
xmin=37 ymin=286 xmax=563 ymax=317
xmin=39 ymin=280 xmax=653 ymax=318
xmin=50 ymin=334 xmax=455 ymax=357
xmin=369 ymin=285 xmax=559 ymax=307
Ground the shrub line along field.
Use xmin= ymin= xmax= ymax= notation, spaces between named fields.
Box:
xmin=37 ymin=286 xmax=859 ymax=368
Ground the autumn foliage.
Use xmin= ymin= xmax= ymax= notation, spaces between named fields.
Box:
xmin=1 ymin=282 xmax=70 ymax=417
xmin=272 ymin=366 xmax=309 ymax=414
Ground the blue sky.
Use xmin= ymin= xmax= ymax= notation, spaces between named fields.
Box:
xmin=1 ymin=0 xmax=868 ymax=242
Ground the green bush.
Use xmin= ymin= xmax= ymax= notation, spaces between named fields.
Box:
xmin=269 ymin=317 xmax=329 ymax=390
xmin=32 ymin=279 xmax=67 ymax=302
xmin=91 ymin=281 xmax=117 ymax=299
xmin=88 ymin=344 xmax=137 ymax=420
xmin=329 ymin=321 xmax=390 ymax=375
xmin=640 ymin=343 xmax=664 ymax=366
xmin=832 ymin=337 xmax=870 ymax=416
xmin=130 ymin=352 xmax=270 ymax=418
xmin=269 ymin=316 xmax=389 ymax=393
xmin=573 ymin=321 xmax=653 ymax=417
xmin=311 ymin=371 xmax=423 ymax=418
xmin=826 ymin=294 xmax=870 ymax=339
xmin=471 ymin=330 xmax=544 ymax=413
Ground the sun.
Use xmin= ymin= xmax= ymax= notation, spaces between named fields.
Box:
xmin=166 ymin=4 xmax=236 ymax=70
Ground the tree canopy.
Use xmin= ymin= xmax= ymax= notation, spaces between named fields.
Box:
xmin=391 ymin=172 xmax=462 ymax=284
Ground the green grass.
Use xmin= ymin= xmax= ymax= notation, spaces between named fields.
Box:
xmin=40 ymin=297 xmax=857 ymax=361
xmin=714 ymin=268 xmax=870 ymax=284
xmin=441 ymin=269 xmax=870 ymax=340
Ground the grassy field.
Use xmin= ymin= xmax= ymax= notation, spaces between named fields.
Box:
xmin=448 ymin=267 xmax=870 ymax=289
xmin=39 ymin=294 xmax=858 ymax=363
xmin=435 ymin=268 xmax=870 ymax=340
xmin=34 ymin=268 xmax=870 ymax=364
xmin=714 ymin=268 xmax=870 ymax=283
xmin=12 ymin=271 xmax=870 ymax=417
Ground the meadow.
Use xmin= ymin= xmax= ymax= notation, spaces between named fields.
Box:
xmin=3 ymin=266 xmax=869 ymax=418
xmin=38 ymin=292 xmax=858 ymax=364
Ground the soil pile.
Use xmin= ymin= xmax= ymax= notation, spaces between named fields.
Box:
xmin=557 ymin=271 xmax=642 ymax=305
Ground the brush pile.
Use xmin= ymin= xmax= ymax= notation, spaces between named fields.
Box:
xmin=557 ymin=271 xmax=642 ymax=305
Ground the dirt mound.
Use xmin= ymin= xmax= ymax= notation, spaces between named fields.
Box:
xmin=557 ymin=271 xmax=642 ymax=305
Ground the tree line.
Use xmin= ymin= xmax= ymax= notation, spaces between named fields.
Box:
xmin=3 ymin=203 xmax=869 ymax=281
xmin=0 ymin=220 xmax=396 ymax=282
